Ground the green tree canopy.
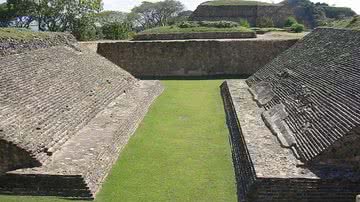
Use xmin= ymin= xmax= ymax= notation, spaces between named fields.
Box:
xmin=130 ymin=0 xmax=184 ymax=30
xmin=5 ymin=0 xmax=103 ymax=31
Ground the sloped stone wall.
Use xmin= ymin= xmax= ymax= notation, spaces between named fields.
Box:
xmin=0 ymin=140 xmax=40 ymax=174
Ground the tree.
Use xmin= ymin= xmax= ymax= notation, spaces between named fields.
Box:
xmin=95 ymin=11 xmax=128 ymax=25
xmin=36 ymin=0 xmax=103 ymax=32
xmin=6 ymin=0 xmax=37 ymax=28
xmin=102 ymin=22 xmax=132 ymax=40
xmin=5 ymin=0 xmax=103 ymax=31
xmin=72 ymin=14 xmax=98 ymax=41
xmin=0 ymin=3 xmax=11 ymax=27
xmin=130 ymin=0 xmax=184 ymax=30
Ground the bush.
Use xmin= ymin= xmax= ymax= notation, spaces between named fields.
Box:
xmin=102 ymin=22 xmax=132 ymax=40
xmin=239 ymin=18 xmax=250 ymax=28
xmin=178 ymin=21 xmax=198 ymax=28
xmin=291 ymin=23 xmax=305 ymax=33
xmin=284 ymin=16 xmax=298 ymax=27
xmin=257 ymin=17 xmax=274 ymax=28
xmin=198 ymin=21 xmax=238 ymax=28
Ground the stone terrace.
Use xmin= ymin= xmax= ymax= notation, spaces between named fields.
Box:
xmin=221 ymin=28 xmax=360 ymax=201
xmin=0 ymin=31 xmax=163 ymax=199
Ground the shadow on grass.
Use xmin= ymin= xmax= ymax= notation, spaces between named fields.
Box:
xmin=137 ymin=74 xmax=250 ymax=80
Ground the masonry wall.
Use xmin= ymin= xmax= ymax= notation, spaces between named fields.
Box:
xmin=97 ymin=39 xmax=298 ymax=77
xmin=190 ymin=5 xmax=293 ymax=27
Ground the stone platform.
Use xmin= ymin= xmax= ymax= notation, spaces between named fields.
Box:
xmin=221 ymin=80 xmax=360 ymax=202
xmin=0 ymin=80 xmax=162 ymax=199
xmin=0 ymin=32 xmax=164 ymax=199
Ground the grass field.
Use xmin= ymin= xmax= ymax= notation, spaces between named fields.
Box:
xmin=0 ymin=28 xmax=59 ymax=40
xmin=0 ymin=80 xmax=237 ymax=202
xmin=325 ymin=16 xmax=360 ymax=30
xmin=140 ymin=26 xmax=252 ymax=34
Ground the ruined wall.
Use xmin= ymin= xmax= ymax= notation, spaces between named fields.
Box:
xmin=257 ymin=5 xmax=294 ymax=27
xmin=97 ymin=38 xmax=298 ymax=77
xmin=190 ymin=4 xmax=293 ymax=27
xmin=190 ymin=5 xmax=258 ymax=25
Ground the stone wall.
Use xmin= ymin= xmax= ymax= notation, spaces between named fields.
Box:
xmin=190 ymin=4 xmax=293 ymax=28
xmin=97 ymin=38 xmax=298 ymax=77
xmin=247 ymin=28 xmax=360 ymax=164
xmin=0 ymin=31 xmax=163 ymax=199
xmin=133 ymin=31 xmax=256 ymax=40
xmin=0 ymin=140 xmax=40 ymax=174
xmin=190 ymin=5 xmax=258 ymax=25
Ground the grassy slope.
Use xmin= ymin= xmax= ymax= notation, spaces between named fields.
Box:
xmin=0 ymin=28 xmax=53 ymax=40
xmin=202 ymin=0 xmax=273 ymax=6
xmin=140 ymin=26 xmax=252 ymax=34
xmin=325 ymin=16 xmax=360 ymax=30
xmin=0 ymin=80 xmax=237 ymax=202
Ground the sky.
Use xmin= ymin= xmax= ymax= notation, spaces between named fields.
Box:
xmin=0 ymin=0 xmax=358 ymax=14
xmin=102 ymin=0 xmax=360 ymax=14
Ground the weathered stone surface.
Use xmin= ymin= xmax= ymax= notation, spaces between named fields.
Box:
xmin=97 ymin=36 xmax=298 ymax=77
xmin=133 ymin=31 xmax=256 ymax=40
xmin=190 ymin=4 xmax=293 ymax=28
xmin=0 ymin=33 xmax=163 ymax=199
xmin=247 ymin=28 xmax=360 ymax=165
xmin=0 ymin=32 xmax=76 ymax=56
xmin=0 ymin=80 xmax=163 ymax=199
xmin=221 ymin=80 xmax=360 ymax=202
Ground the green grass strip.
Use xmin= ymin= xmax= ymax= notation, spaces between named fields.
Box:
xmin=0 ymin=80 xmax=237 ymax=202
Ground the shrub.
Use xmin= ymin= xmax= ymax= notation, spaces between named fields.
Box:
xmin=198 ymin=21 xmax=238 ymax=28
xmin=178 ymin=21 xmax=198 ymax=28
xmin=102 ymin=22 xmax=132 ymax=40
xmin=257 ymin=17 xmax=274 ymax=28
xmin=291 ymin=23 xmax=305 ymax=33
xmin=239 ymin=18 xmax=250 ymax=28
xmin=284 ymin=16 xmax=298 ymax=27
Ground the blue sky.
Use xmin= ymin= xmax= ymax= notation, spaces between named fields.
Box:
xmin=0 ymin=0 xmax=359 ymax=13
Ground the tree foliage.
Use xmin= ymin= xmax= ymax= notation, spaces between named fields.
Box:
xmin=95 ymin=11 xmax=128 ymax=25
xmin=291 ymin=23 xmax=305 ymax=33
xmin=286 ymin=0 xmax=356 ymax=27
xmin=6 ymin=0 xmax=37 ymax=28
xmin=4 ymin=0 xmax=103 ymax=31
xmin=284 ymin=16 xmax=298 ymax=27
xmin=102 ymin=22 xmax=132 ymax=40
xmin=0 ymin=3 xmax=11 ymax=27
xmin=130 ymin=0 xmax=184 ymax=30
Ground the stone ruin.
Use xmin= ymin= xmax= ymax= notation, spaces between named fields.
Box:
xmin=190 ymin=1 xmax=356 ymax=28
xmin=221 ymin=28 xmax=360 ymax=201
xmin=190 ymin=1 xmax=294 ymax=27
xmin=0 ymin=32 xmax=163 ymax=199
